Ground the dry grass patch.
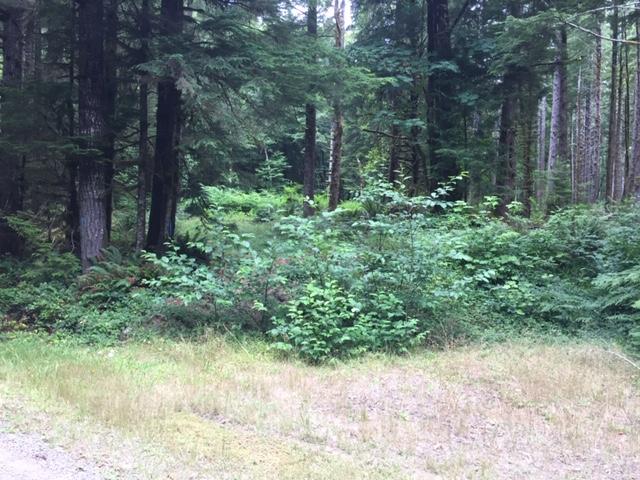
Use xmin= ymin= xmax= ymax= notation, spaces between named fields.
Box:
xmin=0 ymin=334 xmax=638 ymax=479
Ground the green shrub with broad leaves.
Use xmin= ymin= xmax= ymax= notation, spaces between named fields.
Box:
xmin=4 ymin=184 xmax=640 ymax=358
xmin=269 ymin=281 xmax=424 ymax=362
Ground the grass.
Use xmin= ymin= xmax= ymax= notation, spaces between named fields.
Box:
xmin=0 ymin=333 xmax=639 ymax=479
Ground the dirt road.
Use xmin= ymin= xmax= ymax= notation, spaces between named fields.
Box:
xmin=0 ymin=429 xmax=107 ymax=480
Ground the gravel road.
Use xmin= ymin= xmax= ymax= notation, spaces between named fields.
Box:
xmin=0 ymin=429 xmax=108 ymax=480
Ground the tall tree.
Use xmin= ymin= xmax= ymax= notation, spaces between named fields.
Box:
xmin=496 ymin=77 xmax=517 ymax=215
xmin=536 ymin=95 xmax=547 ymax=204
xmin=66 ymin=0 xmax=80 ymax=253
xmin=588 ymin=24 xmax=603 ymax=203
xmin=136 ymin=0 xmax=151 ymax=252
xmin=104 ymin=0 xmax=118 ymax=238
xmin=426 ymin=0 xmax=457 ymax=191
xmin=573 ymin=66 xmax=583 ymax=203
xmin=0 ymin=0 xmax=36 ymax=213
xmin=302 ymin=0 xmax=317 ymax=217
xmin=328 ymin=0 xmax=345 ymax=212
xmin=605 ymin=1 xmax=620 ymax=203
xmin=628 ymin=15 xmax=640 ymax=200
xmin=546 ymin=26 xmax=568 ymax=203
xmin=147 ymin=0 xmax=183 ymax=250
xmin=77 ymin=0 xmax=109 ymax=270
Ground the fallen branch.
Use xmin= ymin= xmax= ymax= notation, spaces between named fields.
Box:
xmin=607 ymin=349 xmax=640 ymax=371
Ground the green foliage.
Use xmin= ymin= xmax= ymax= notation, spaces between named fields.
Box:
xmin=256 ymin=151 xmax=289 ymax=191
xmin=142 ymin=244 xmax=229 ymax=307
xmin=194 ymin=185 xmax=302 ymax=221
xmin=270 ymin=281 xmax=424 ymax=362
xmin=5 ymin=187 xmax=640 ymax=357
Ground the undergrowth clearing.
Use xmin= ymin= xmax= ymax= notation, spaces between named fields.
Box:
xmin=1 ymin=334 xmax=638 ymax=479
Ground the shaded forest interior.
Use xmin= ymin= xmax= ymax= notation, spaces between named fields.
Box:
xmin=2 ymin=1 xmax=640 ymax=360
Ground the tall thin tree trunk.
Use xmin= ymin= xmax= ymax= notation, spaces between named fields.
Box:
xmin=581 ymin=84 xmax=592 ymax=201
xmin=135 ymin=0 xmax=150 ymax=252
xmin=573 ymin=67 xmax=583 ymax=203
xmin=388 ymin=121 xmax=401 ymax=184
xmin=606 ymin=1 xmax=620 ymax=203
xmin=496 ymin=85 xmax=517 ymax=215
xmin=104 ymin=0 xmax=118 ymax=238
xmin=588 ymin=26 xmax=603 ymax=203
xmin=614 ymin=47 xmax=626 ymax=201
xmin=522 ymin=92 xmax=535 ymax=217
xmin=629 ymin=17 xmax=640 ymax=200
xmin=65 ymin=0 xmax=80 ymax=254
xmin=77 ymin=0 xmax=108 ymax=270
xmin=147 ymin=0 xmax=183 ymax=250
xmin=303 ymin=0 xmax=317 ymax=217
xmin=328 ymin=0 xmax=345 ymax=211
xmin=546 ymin=27 xmax=568 ymax=204
xmin=536 ymin=95 xmax=547 ymax=203
xmin=623 ymin=22 xmax=631 ymax=199
xmin=427 ymin=0 xmax=457 ymax=193
xmin=0 ymin=4 xmax=33 ymax=213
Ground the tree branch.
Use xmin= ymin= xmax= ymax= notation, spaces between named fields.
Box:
xmin=449 ymin=0 xmax=473 ymax=34
xmin=562 ymin=18 xmax=640 ymax=45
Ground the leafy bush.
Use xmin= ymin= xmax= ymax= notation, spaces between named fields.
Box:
xmin=270 ymin=281 xmax=424 ymax=362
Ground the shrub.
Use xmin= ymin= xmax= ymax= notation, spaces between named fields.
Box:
xmin=270 ymin=281 xmax=425 ymax=362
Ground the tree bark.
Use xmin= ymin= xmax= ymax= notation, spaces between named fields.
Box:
xmin=606 ymin=1 xmax=620 ymax=203
xmin=303 ymin=0 xmax=317 ymax=217
xmin=104 ymin=0 xmax=118 ymax=238
xmin=77 ymin=0 xmax=109 ymax=270
xmin=621 ymin=21 xmax=631 ymax=199
xmin=614 ymin=41 xmax=626 ymax=201
xmin=136 ymin=0 xmax=151 ymax=252
xmin=628 ymin=17 xmax=640 ymax=200
xmin=573 ymin=67 xmax=583 ymax=203
xmin=496 ymin=86 xmax=517 ymax=215
xmin=65 ymin=0 xmax=80 ymax=254
xmin=427 ymin=0 xmax=457 ymax=193
xmin=536 ymin=95 xmax=547 ymax=204
xmin=546 ymin=27 xmax=568 ymax=203
xmin=588 ymin=26 xmax=603 ymax=203
xmin=328 ymin=0 xmax=345 ymax=212
xmin=147 ymin=0 xmax=183 ymax=250
xmin=0 ymin=3 xmax=35 ymax=213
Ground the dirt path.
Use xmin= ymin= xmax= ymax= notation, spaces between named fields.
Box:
xmin=0 ymin=428 xmax=108 ymax=480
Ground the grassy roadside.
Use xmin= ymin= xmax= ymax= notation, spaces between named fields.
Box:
xmin=0 ymin=333 xmax=639 ymax=479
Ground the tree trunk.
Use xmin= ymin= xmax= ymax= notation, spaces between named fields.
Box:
xmin=328 ymin=0 xmax=345 ymax=212
xmin=104 ymin=0 xmax=118 ymax=238
xmin=136 ymin=0 xmax=151 ymax=252
xmin=77 ymin=0 xmax=108 ymax=271
xmin=521 ymin=83 xmax=536 ymax=216
xmin=303 ymin=0 xmax=317 ymax=217
xmin=427 ymin=0 xmax=457 ymax=192
xmin=496 ymin=88 xmax=517 ymax=215
xmin=573 ymin=67 xmax=583 ymax=203
xmin=614 ymin=45 xmax=626 ymax=201
xmin=0 ymin=4 xmax=34 ymax=213
xmin=588 ymin=26 xmax=603 ymax=203
xmin=628 ymin=17 xmax=640 ymax=200
xmin=65 ymin=0 xmax=80 ymax=254
xmin=622 ymin=22 xmax=631 ymax=199
xmin=536 ymin=95 xmax=547 ymax=204
xmin=579 ymin=83 xmax=592 ymax=203
xmin=147 ymin=0 xmax=183 ymax=250
xmin=606 ymin=2 xmax=620 ymax=203
xmin=388 ymin=122 xmax=401 ymax=184
xmin=546 ymin=27 xmax=568 ymax=203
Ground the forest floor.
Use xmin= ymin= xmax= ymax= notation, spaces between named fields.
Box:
xmin=0 ymin=334 xmax=639 ymax=479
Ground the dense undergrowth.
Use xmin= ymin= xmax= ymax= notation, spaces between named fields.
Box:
xmin=1 ymin=179 xmax=640 ymax=362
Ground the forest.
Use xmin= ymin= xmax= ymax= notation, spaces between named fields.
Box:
xmin=0 ymin=1 xmax=640 ymax=478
